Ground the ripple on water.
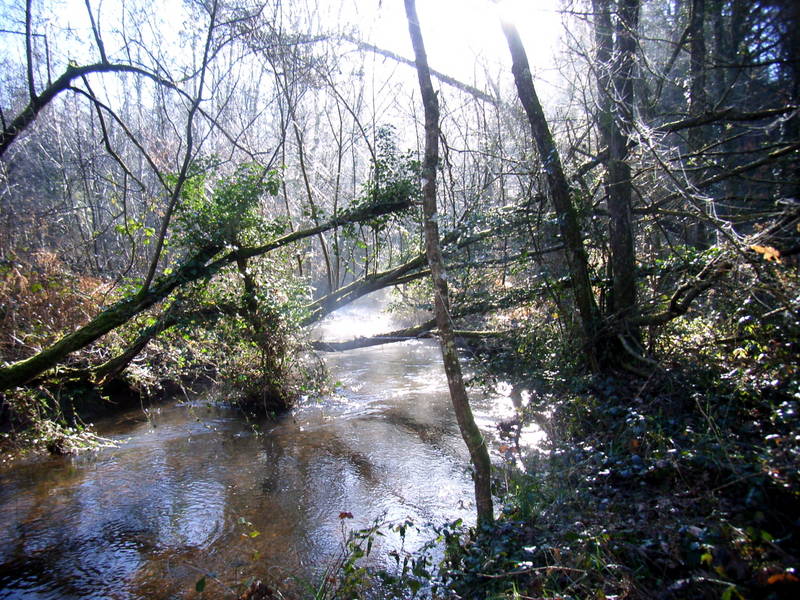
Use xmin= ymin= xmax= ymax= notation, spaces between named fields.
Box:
xmin=0 ymin=303 xmax=525 ymax=598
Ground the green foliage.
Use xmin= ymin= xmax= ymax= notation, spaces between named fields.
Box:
xmin=165 ymin=247 xmax=318 ymax=415
xmin=302 ymin=513 xmax=460 ymax=600
xmin=366 ymin=126 xmax=421 ymax=211
xmin=347 ymin=125 xmax=421 ymax=234
xmin=465 ymin=306 xmax=581 ymax=391
xmin=172 ymin=160 xmax=280 ymax=250
xmin=447 ymin=357 xmax=800 ymax=599
xmin=113 ymin=218 xmax=156 ymax=245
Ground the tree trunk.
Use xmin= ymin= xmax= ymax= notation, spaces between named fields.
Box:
xmin=0 ymin=245 xmax=221 ymax=392
xmin=592 ymin=0 xmax=641 ymax=346
xmin=501 ymin=21 xmax=602 ymax=368
xmin=688 ymin=0 xmax=711 ymax=248
xmin=405 ymin=0 xmax=494 ymax=528
xmin=93 ymin=303 xmax=183 ymax=382
xmin=0 ymin=199 xmax=413 ymax=392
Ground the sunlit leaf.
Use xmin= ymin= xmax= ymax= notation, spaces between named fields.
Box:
xmin=732 ymin=347 xmax=748 ymax=359
xmin=751 ymin=245 xmax=782 ymax=263
xmin=767 ymin=572 xmax=799 ymax=584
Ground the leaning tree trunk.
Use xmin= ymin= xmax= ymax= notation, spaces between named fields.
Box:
xmin=93 ymin=302 xmax=184 ymax=382
xmin=0 ymin=199 xmax=413 ymax=392
xmin=0 ymin=244 xmax=222 ymax=392
xmin=404 ymin=0 xmax=493 ymax=527
xmin=502 ymin=21 xmax=602 ymax=369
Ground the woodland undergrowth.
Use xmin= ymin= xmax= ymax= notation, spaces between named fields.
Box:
xmin=0 ymin=248 xmax=320 ymax=458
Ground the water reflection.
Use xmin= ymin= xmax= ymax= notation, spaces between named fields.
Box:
xmin=0 ymin=301 xmax=545 ymax=598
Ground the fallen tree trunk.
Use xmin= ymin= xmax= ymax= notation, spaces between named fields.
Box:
xmin=311 ymin=319 xmax=437 ymax=352
xmin=93 ymin=302 xmax=185 ymax=383
xmin=0 ymin=245 xmax=221 ymax=392
xmin=302 ymin=227 xmax=563 ymax=327
xmin=302 ymin=254 xmax=429 ymax=326
xmin=312 ymin=324 xmax=504 ymax=353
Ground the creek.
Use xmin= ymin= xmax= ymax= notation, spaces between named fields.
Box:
xmin=0 ymin=302 xmax=543 ymax=599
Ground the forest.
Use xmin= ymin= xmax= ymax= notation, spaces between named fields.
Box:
xmin=0 ymin=0 xmax=798 ymax=598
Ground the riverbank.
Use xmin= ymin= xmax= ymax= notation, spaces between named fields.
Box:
xmin=440 ymin=367 xmax=799 ymax=600
xmin=2 ymin=295 xmax=798 ymax=599
xmin=0 ymin=366 xmax=220 ymax=462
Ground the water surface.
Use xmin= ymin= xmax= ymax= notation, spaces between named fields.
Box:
xmin=0 ymin=304 xmax=538 ymax=598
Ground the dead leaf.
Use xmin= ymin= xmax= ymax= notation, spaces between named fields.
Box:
xmin=767 ymin=572 xmax=800 ymax=585
xmin=751 ymin=245 xmax=782 ymax=263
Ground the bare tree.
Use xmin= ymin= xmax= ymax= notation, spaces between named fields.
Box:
xmin=502 ymin=19 xmax=602 ymax=368
xmin=404 ymin=0 xmax=493 ymax=527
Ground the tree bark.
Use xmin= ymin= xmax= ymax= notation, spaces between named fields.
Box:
xmin=0 ymin=245 xmax=221 ymax=392
xmin=312 ymin=319 xmax=436 ymax=352
xmin=592 ymin=0 xmax=641 ymax=344
xmin=0 ymin=63 xmax=178 ymax=159
xmin=300 ymin=225 xmax=508 ymax=325
xmin=93 ymin=303 xmax=183 ymax=382
xmin=688 ymin=0 xmax=711 ymax=248
xmin=501 ymin=21 xmax=602 ymax=368
xmin=405 ymin=0 xmax=493 ymax=527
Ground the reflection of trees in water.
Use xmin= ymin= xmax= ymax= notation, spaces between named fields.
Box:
xmin=0 ymin=339 xmax=475 ymax=596
xmin=378 ymin=406 xmax=458 ymax=451
xmin=0 ymin=509 xmax=151 ymax=597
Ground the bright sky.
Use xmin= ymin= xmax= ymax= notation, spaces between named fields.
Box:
xmin=357 ymin=0 xmax=563 ymax=85
xmin=0 ymin=0 xmax=567 ymax=124
xmin=1 ymin=0 xmax=564 ymax=90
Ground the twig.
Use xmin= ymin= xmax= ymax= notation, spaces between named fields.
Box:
xmin=478 ymin=565 xmax=587 ymax=579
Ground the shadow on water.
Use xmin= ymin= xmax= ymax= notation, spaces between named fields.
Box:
xmin=0 ymin=298 xmax=544 ymax=598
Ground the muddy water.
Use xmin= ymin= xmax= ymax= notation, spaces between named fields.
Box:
xmin=0 ymin=304 xmax=539 ymax=599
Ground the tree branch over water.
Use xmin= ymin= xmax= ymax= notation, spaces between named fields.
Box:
xmin=0 ymin=197 xmax=413 ymax=391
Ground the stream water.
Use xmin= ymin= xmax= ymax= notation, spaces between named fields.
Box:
xmin=0 ymin=302 xmax=543 ymax=599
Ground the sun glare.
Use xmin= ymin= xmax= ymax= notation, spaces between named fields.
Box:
xmin=358 ymin=0 xmax=561 ymax=86
xmin=493 ymin=0 xmax=518 ymax=26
